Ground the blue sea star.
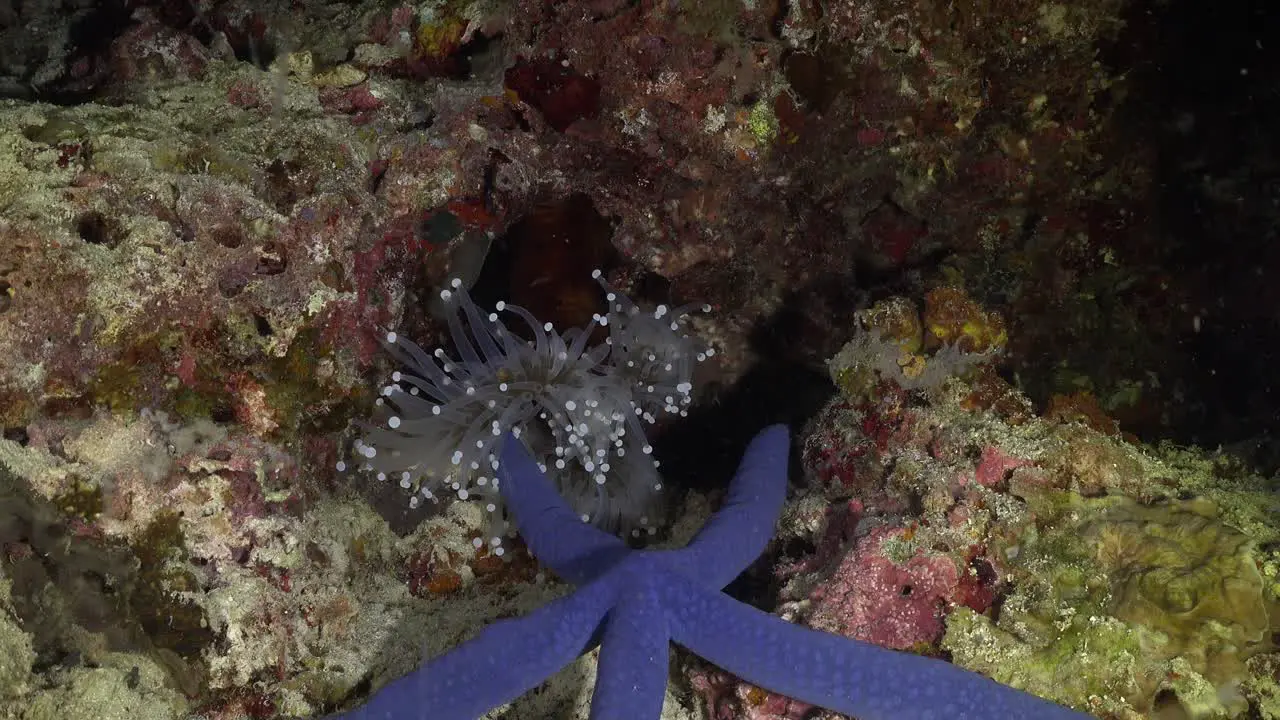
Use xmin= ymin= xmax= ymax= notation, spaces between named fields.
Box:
xmin=332 ymin=425 xmax=1093 ymax=719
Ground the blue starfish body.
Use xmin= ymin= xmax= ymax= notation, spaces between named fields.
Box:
xmin=332 ymin=425 xmax=1094 ymax=720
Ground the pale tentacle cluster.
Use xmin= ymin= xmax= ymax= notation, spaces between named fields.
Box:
xmin=344 ymin=271 xmax=712 ymax=553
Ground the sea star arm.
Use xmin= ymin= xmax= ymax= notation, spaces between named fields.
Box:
xmin=499 ymin=433 xmax=629 ymax=584
xmin=589 ymin=582 xmax=672 ymax=720
xmin=662 ymin=571 xmax=1094 ymax=720
xmin=331 ymin=577 xmax=615 ymax=720
xmin=668 ymin=424 xmax=790 ymax=589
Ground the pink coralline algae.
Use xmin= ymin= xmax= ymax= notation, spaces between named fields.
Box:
xmin=800 ymin=525 xmax=963 ymax=651
xmin=690 ymin=666 xmax=815 ymax=720
xmin=801 ymin=398 xmax=921 ymax=513
xmin=974 ymin=445 xmax=1032 ymax=489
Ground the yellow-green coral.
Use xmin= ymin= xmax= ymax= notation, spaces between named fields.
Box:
xmin=860 ymin=296 xmax=925 ymax=352
xmin=51 ymin=475 xmax=104 ymax=521
xmin=828 ymin=294 xmax=997 ymax=401
xmin=944 ymin=606 xmax=1144 ymax=717
xmin=922 ymin=285 xmax=1008 ymax=353
xmin=747 ymin=98 xmax=780 ymax=147
xmin=945 ymin=491 xmax=1276 ymax=717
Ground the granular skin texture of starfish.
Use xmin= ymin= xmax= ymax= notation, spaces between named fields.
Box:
xmin=329 ymin=425 xmax=1094 ymax=720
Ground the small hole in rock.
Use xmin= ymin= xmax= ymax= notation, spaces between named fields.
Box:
xmin=254 ymin=242 xmax=288 ymax=275
xmin=76 ymin=211 xmax=124 ymax=247
xmin=212 ymin=224 xmax=245 ymax=249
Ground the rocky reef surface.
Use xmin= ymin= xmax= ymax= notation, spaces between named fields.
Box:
xmin=1 ymin=0 xmax=1277 ymax=718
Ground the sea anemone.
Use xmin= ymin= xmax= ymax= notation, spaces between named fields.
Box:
xmin=346 ymin=270 xmax=711 ymax=554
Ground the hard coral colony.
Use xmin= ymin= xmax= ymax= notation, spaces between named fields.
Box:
xmin=348 ymin=270 xmax=712 ymax=552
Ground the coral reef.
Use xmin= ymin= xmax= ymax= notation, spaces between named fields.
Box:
xmin=0 ymin=0 xmax=1277 ymax=718
xmin=696 ymin=295 xmax=1279 ymax=720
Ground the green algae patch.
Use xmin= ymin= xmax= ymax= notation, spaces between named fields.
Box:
xmin=19 ymin=652 xmax=187 ymax=720
xmin=1243 ymin=653 xmax=1280 ymax=719
xmin=261 ymin=326 xmax=360 ymax=436
xmin=51 ymin=474 xmax=104 ymax=522
xmin=131 ymin=512 xmax=215 ymax=659
xmin=945 ymin=606 xmax=1144 ymax=716
xmin=0 ymin=571 xmax=35 ymax=701
xmin=945 ymin=492 xmax=1276 ymax=717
